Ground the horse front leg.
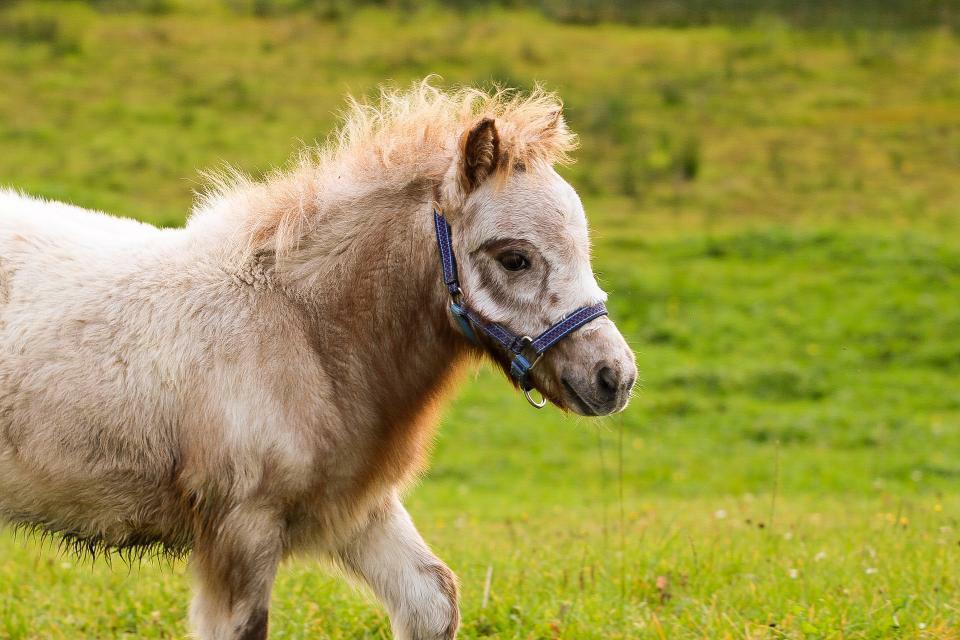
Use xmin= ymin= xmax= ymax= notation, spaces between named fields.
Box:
xmin=338 ymin=493 xmax=460 ymax=640
xmin=189 ymin=502 xmax=285 ymax=640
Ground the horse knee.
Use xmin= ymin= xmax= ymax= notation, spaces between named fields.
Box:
xmin=428 ymin=562 xmax=460 ymax=640
xmin=396 ymin=562 xmax=460 ymax=640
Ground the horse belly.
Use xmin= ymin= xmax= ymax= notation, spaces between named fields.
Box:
xmin=0 ymin=445 xmax=192 ymax=553
xmin=0 ymin=351 xmax=188 ymax=547
xmin=0 ymin=345 xmax=192 ymax=550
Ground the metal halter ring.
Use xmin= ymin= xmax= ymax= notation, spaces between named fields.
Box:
xmin=523 ymin=386 xmax=547 ymax=409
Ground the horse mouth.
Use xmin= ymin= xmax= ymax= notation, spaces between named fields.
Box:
xmin=561 ymin=377 xmax=600 ymax=416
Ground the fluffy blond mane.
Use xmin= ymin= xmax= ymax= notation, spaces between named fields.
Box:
xmin=190 ymin=78 xmax=578 ymax=260
xmin=332 ymin=77 xmax=578 ymax=177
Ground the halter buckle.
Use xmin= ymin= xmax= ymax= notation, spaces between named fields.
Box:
xmin=515 ymin=336 xmax=543 ymax=371
xmin=510 ymin=336 xmax=546 ymax=407
xmin=509 ymin=353 xmax=533 ymax=382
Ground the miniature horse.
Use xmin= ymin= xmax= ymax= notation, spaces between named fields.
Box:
xmin=0 ymin=81 xmax=636 ymax=639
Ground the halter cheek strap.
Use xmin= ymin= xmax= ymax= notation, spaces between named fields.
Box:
xmin=433 ymin=210 xmax=608 ymax=408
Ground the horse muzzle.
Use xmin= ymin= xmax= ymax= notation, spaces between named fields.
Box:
xmin=539 ymin=316 xmax=637 ymax=416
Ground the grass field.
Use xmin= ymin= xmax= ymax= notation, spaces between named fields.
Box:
xmin=1 ymin=2 xmax=959 ymax=638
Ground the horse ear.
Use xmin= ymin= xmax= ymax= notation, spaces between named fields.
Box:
xmin=459 ymin=117 xmax=500 ymax=192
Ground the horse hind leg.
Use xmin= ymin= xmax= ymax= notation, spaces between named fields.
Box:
xmin=189 ymin=502 xmax=284 ymax=640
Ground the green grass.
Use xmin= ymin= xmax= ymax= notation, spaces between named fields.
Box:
xmin=1 ymin=2 xmax=959 ymax=638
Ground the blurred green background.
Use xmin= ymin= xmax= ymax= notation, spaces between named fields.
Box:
xmin=1 ymin=1 xmax=959 ymax=638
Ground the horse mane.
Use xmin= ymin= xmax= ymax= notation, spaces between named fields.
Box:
xmin=189 ymin=78 xmax=578 ymax=261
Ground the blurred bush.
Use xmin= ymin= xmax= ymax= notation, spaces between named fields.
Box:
xmin=0 ymin=0 xmax=957 ymax=225
xmin=3 ymin=0 xmax=957 ymax=29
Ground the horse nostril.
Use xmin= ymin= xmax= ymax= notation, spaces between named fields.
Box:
xmin=596 ymin=365 xmax=619 ymax=402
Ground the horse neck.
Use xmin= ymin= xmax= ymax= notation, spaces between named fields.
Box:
xmin=288 ymin=182 xmax=469 ymax=422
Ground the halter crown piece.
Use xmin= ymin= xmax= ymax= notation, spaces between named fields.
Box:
xmin=433 ymin=209 xmax=608 ymax=408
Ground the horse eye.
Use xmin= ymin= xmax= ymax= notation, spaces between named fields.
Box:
xmin=497 ymin=252 xmax=530 ymax=272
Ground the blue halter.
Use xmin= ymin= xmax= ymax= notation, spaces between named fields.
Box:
xmin=433 ymin=210 xmax=608 ymax=408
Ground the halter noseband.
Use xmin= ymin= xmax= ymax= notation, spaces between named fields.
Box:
xmin=433 ymin=209 xmax=608 ymax=408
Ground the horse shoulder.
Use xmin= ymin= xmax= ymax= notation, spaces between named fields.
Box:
xmin=174 ymin=293 xmax=333 ymax=504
